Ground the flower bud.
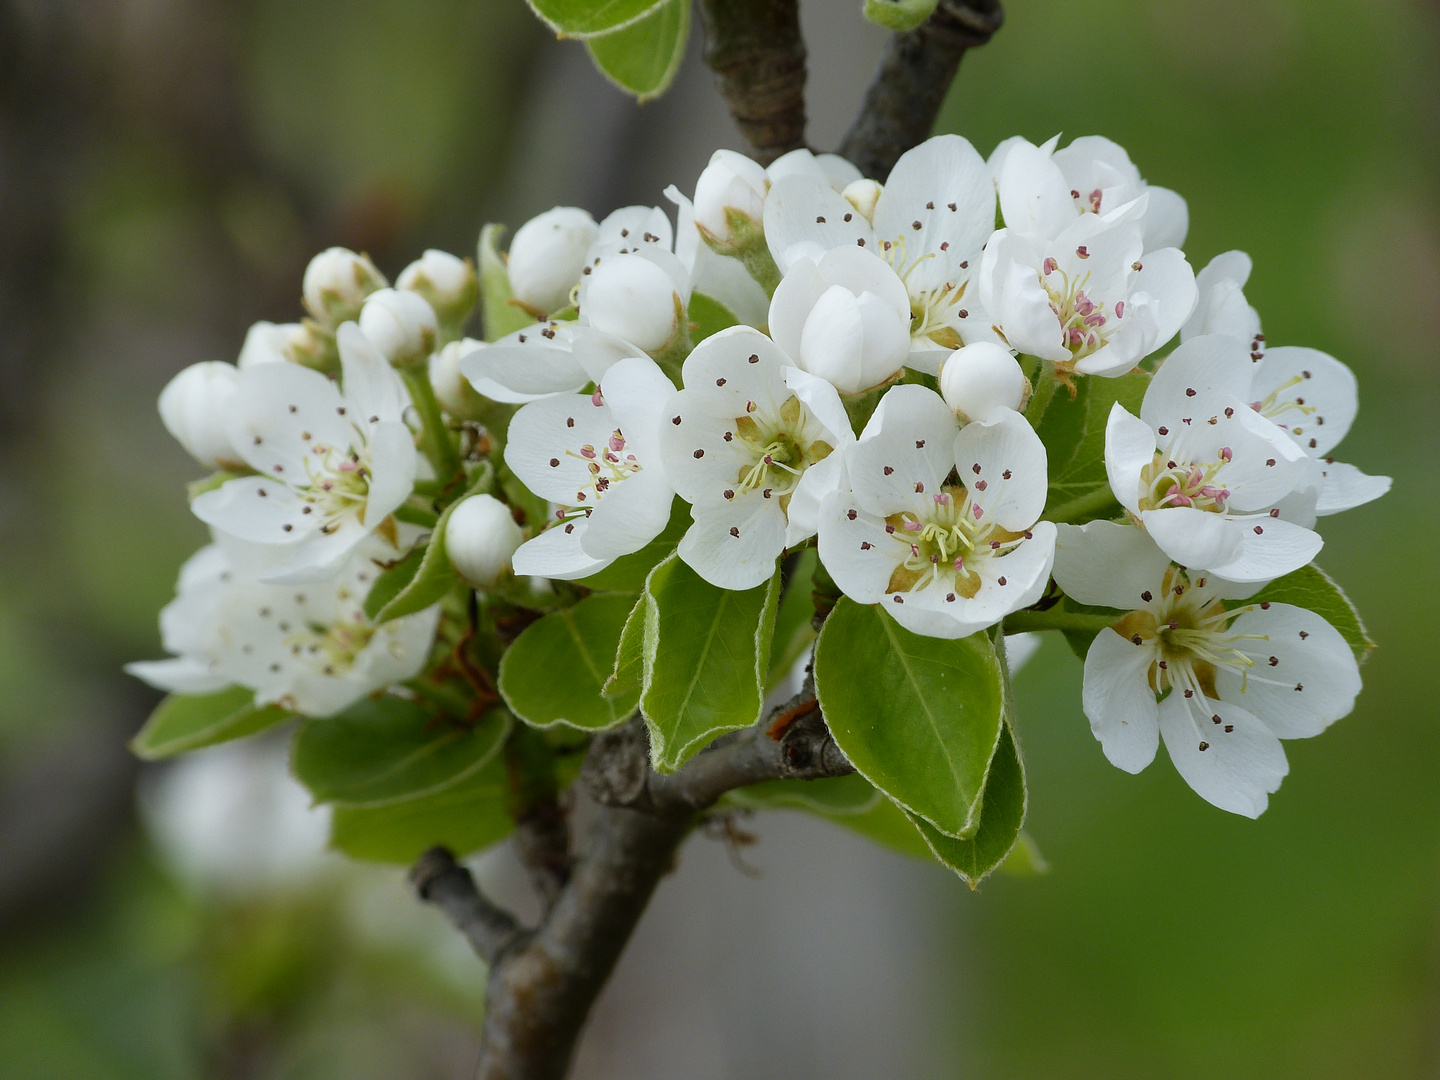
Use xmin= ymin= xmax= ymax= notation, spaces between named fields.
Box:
xmin=302 ymin=247 xmax=386 ymax=327
xmin=693 ymin=149 xmax=769 ymax=247
xmin=237 ymin=321 xmax=308 ymax=369
xmin=398 ymin=249 xmax=478 ymax=333
xmin=841 ymin=178 xmax=883 ymax=224
xmin=430 ymin=339 xmax=488 ymax=420
xmin=508 ymin=207 xmax=598 ymax=315
xmin=158 ymin=361 xmax=245 ymax=470
xmin=445 ymin=494 xmax=523 ymax=586
xmin=583 ymin=253 xmax=681 ymax=353
xmin=358 ymin=287 xmax=439 ymax=368
xmin=939 ymin=342 xmax=1030 ymax=423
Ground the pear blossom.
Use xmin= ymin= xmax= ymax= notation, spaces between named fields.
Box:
xmin=768 ymin=246 xmax=912 ymax=394
xmin=1053 ymin=520 xmax=1360 ymax=817
xmin=764 ymin=147 xmax=863 ymax=190
xmin=817 ymin=386 xmax=1056 ymax=639
xmin=302 ymin=247 xmax=386 ymax=328
xmin=764 ymin=134 xmax=997 ymax=373
xmin=507 ymin=206 xmax=599 ymax=316
xmin=978 ymin=212 xmax=1197 ymax=378
xmin=579 ymin=250 xmax=687 ymax=353
xmin=1181 ymin=251 xmax=1391 ymax=515
xmin=429 ymin=338 xmax=489 ymax=419
xmin=126 ymin=534 xmax=440 ymax=718
xmin=991 ymin=134 xmax=1188 ymax=252
xmin=938 ymin=342 xmax=1029 ymax=423
xmin=459 ymin=321 xmax=650 ymax=404
xmin=358 ymin=287 xmax=439 ymax=368
xmin=191 ymin=323 xmax=417 ymax=583
xmin=238 ymin=321 xmax=311 ymax=369
xmin=666 ymin=185 xmax=769 ymax=326
xmin=692 ymin=149 xmax=770 ymax=246
xmin=1105 ymin=334 xmax=1322 ymax=581
xmin=397 ymin=248 xmax=477 ymax=331
xmin=505 ymin=356 xmax=678 ymax=580
xmin=159 ymin=361 xmax=245 ymax=471
xmin=660 ymin=326 xmax=853 ymax=590
xmin=445 ymin=493 xmax=523 ymax=586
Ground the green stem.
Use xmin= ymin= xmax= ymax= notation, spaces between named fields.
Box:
xmin=394 ymin=503 xmax=440 ymax=528
xmin=402 ymin=367 xmax=462 ymax=486
xmin=1003 ymin=608 xmax=1117 ymax=635
xmin=1023 ymin=358 xmax=1058 ymax=428
xmin=1046 ymin=486 xmax=1122 ymax=525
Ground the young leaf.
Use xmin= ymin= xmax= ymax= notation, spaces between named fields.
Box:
xmin=767 ymin=548 xmax=818 ymax=691
xmin=641 ymin=554 xmax=781 ymax=773
xmin=130 ymin=687 xmax=290 ymax=761
xmin=1248 ymin=563 xmax=1375 ymax=662
xmin=902 ymin=719 xmax=1027 ymax=888
xmin=577 ymin=496 xmax=689 ymax=593
xmin=999 ymin=831 xmax=1049 ymax=877
xmin=291 ymin=696 xmax=510 ymax=807
xmin=862 ymin=0 xmax=939 ymax=32
xmin=362 ymin=545 xmax=426 ymax=620
xmin=527 ymin=0 xmax=668 ymax=36
xmin=687 ymin=291 xmax=740 ymax=344
xmin=603 ymin=593 xmax=647 ymax=701
xmin=478 ymin=224 xmax=535 ymax=343
xmin=814 ymin=598 xmax=1005 ymax=840
xmin=725 ymin=773 xmax=882 ymax=816
xmin=831 ymin=793 xmax=937 ymax=861
xmin=375 ymin=468 xmax=494 ymax=624
xmin=499 ymin=593 xmax=642 ymax=730
xmin=1039 ymin=369 xmax=1149 ymax=522
xmin=584 ymin=0 xmax=690 ymax=102
xmin=328 ymin=757 xmax=512 ymax=865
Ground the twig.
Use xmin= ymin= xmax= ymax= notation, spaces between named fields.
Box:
xmin=696 ymin=0 xmax=807 ymax=163
xmin=409 ymin=847 xmax=525 ymax=967
xmin=838 ymin=0 xmax=1004 ymax=179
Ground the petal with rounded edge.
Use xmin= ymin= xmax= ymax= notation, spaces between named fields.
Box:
xmin=1082 ymin=629 xmax=1161 ymax=773
xmin=1316 ymin=460 xmax=1391 ymax=515
xmin=1054 ymin=520 xmax=1171 ymax=610
xmin=1140 ymin=505 xmax=1245 ymax=571
xmin=1220 ymin=603 xmax=1360 ymax=739
xmin=953 ymin=408 xmax=1048 ymax=530
xmin=1159 ymin=694 xmax=1287 ymax=818
xmin=678 ymin=499 xmax=787 ymax=590
xmin=1104 ymin=403 xmax=1155 ymax=516
xmin=1205 ymin=514 xmax=1322 ymax=583
xmin=513 ymin=520 xmax=611 ymax=580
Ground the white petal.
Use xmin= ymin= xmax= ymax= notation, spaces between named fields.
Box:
xmin=997 ymin=138 xmax=1076 ymax=240
xmin=598 ymin=355 xmax=679 ymax=462
xmin=1081 ymin=629 xmax=1161 ymax=773
xmin=226 ymin=362 xmax=351 ymax=479
xmin=125 ymin=658 xmax=229 ymax=695
xmin=785 ymin=450 xmax=844 ymax=545
xmin=505 ymin=393 xmax=615 ymax=505
xmin=1140 ymin=506 xmax=1245 ymax=571
xmin=568 ymin=325 xmax=652 ymax=384
xmin=763 ymin=176 xmax=872 ymax=273
xmin=768 ymin=254 xmax=828 ymax=362
xmin=959 ymin=520 xmax=1057 ymax=626
xmin=783 ymin=365 xmax=854 ymax=447
xmin=1315 ymin=459 xmax=1391 ymax=515
xmin=1220 ymin=603 xmax=1360 ymax=739
xmin=678 ymin=325 xmax=792 ymax=417
xmin=1249 ymin=346 xmax=1357 ymax=457
xmin=260 ymin=520 xmax=370 ymax=584
xmin=581 ymin=471 xmax=674 ymax=560
xmin=678 ymin=499 xmax=787 ymax=590
xmin=1141 ymin=186 xmax=1189 ymax=251
xmin=1053 ymin=520 xmax=1171 ymax=609
xmin=1104 ymin=403 xmax=1156 ymax=516
xmin=872 ymin=134 xmax=993 ymax=267
xmin=1004 ymin=632 xmax=1043 ymax=674
xmin=799 ymin=284 xmax=867 ymax=390
xmin=460 ymin=324 xmax=587 ymax=403
xmin=1128 ymin=247 xmax=1196 ymax=348
xmin=844 ymin=385 xmax=959 ymax=518
xmin=816 ymin=492 xmax=900 ymax=604
xmin=1205 ymin=514 xmax=1323 ymax=583
xmin=952 ymin=408 xmax=1048 ymax=530
xmin=337 ymin=323 xmax=408 ymax=425
xmin=192 ymin=476 xmax=316 ymax=545
xmin=1142 ymin=334 xmax=1254 ymax=436
xmin=513 ymin=520 xmax=612 ymax=580
xmin=595 ymin=205 xmax=673 ymax=254
xmin=1159 ymin=694 xmax=1288 ymax=818
xmin=363 ymin=421 xmax=418 ymax=527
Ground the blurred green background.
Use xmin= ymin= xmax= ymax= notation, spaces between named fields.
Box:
xmin=0 ymin=0 xmax=1434 ymax=1076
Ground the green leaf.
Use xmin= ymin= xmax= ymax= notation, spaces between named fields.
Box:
xmin=584 ymin=0 xmax=689 ymax=102
xmin=902 ymin=719 xmax=1027 ymax=887
xmin=1038 ymin=369 xmax=1149 ymax=522
xmin=686 ymin=291 xmax=740 ymax=344
xmin=814 ymin=598 xmax=1005 ymax=839
xmin=603 ymin=593 xmax=647 ymax=701
xmin=362 ymin=545 xmax=426 ymax=620
xmin=328 ymin=757 xmax=512 ymax=865
xmin=1248 ymin=563 xmax=1375 ymax=662
xmin=862 ymin=0 xmax=939 ymax=31
xmin=291 ymin=696 xmax=510 ymax=807
xmin=527 ymin=0 xmax=667 ymax=36
xmin=999 ymin=830 xmax=1049 ymax=877
xmin=577 ymin=496 xmax=688 ymax=593
xmin=640 ymin=555 xmax=781 ymax=773
xmin=832 ymin=793 xmax=936 ymax=861
xmin=130 ymin=687 xmax=290 ymax=761
xmin=375 ymin=468 xmax=493 ymax=624
xmin=499 ymin=593 xmax=641 ymax=730
xmin=767 ymin=548 xmax=818 ymax=691
xmin=726 ymin=773 xmax=882 ymax=816
xmin=478 ymin=224 xmax=535 ymax=343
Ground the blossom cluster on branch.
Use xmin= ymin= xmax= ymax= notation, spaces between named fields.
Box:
xmin=129 ymin=132 xmax=1389 ymax=889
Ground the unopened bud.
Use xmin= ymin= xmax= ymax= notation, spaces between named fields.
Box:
xmin=359 ymin=288 xmax=439 ymax=368
xmin=398 ymin=249 xmax=478 ymax=334
xmin=302 ymin=247 xmax=386 ymax=327
xmin=841 ymin=178 xmax=883 ymax=224
xmin=430 ymin=339 xmax=488 ymax=420
xmin=445 ymin=494 xmax=523 ymax=586
xmin=237 ymin=321 xmax=308 ymax=369
xmin=583 ymin=253 xmax=681 ymax=353
xmin=939 ymin=342 xmax=1030 ymax=423
xmin=158 ymin=361 xmax=244 ymax=471
xmin=693 ymin=149 xmax=769 ymax=248
xmin=508 ymin=207 xmax=598 ymax=315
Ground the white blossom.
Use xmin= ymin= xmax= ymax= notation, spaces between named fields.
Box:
xmin=764 ymin=134 xmax=997 ymax=373
xmin=507 ymin=207 xmax=598 ymax=316
xmin=302 ymin=247 xmax=386 ymax=327
xmin=1053 ymin=520 xmax=1360 ymax=817
xmin=159 ymin=361 xmax=246 ymax=471
xmin=765 ymin=148 xmax=862 ymax=190
xmin=938 ymin=341 xmax=1029 ymax=423
xmin=460 ymin=321 xmax=650 ymax=404
xmin=579 ymin=250 xmax=686 ymax=353
xmin=768 ymin=246 xmax=912 ymax=394
xmin=429 ymin=338 xmax=488 ymax=419
xmin=238 ymin=321 xmax=309 ymax=369
xmin=358 ymin=287 xmax=439 ymax=368
xmin=1105 ymin=334 xmax=1322 ymax=581
xmin=1181 ymin=251 xmax=1391 ymax=515
xmin=505 ymin=356 xmax=678 ymax=580
xmin=817 ymin=386 xmax=1056 ymax=638
xmin=445 ymin=493 xmax=523 ymax=586
xmin=191 ymin=323 xmax=417 ymax=583
xmin=126 ymin=534 xmax=440 ymax=718
xmin=661 ymin=326 xmax=853 ymax=590
xmin=991 ymin=134 xmax=1188 ymax=252
xmin=692 ymin=148 xmax=770 ymax=245
xmin=397 ymin=248 xmax=477 ymax=328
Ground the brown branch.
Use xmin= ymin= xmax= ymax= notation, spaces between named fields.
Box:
xmin=410 ymin=848 xmax=525 ymax=967
xmin=838 ymin=0 xmax=1004 ymax=179
xmin=696 ymin=0 xmax=807 ymax=163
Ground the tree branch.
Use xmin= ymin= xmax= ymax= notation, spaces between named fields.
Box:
xmin=839 ymin=0 xmax=1004 ymax=179
xmin=696 ymin=0 xmax=807 ymax=163
xmin=410 ymin=847 xmax=525 ymax=967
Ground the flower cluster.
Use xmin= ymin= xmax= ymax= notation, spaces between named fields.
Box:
xmin=133 ymin=133 xmax=1388 ymax=821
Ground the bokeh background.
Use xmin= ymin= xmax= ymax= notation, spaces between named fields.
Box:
xmin=1 ymin=0 xmax=1436 ymax=1076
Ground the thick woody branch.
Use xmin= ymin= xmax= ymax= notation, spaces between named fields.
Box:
xmin=696 ymin=0 xmax=807 ymax=163
xmin=839 ymin=0 xmax=1004 ymax=178
xmin=410 ymin=847 xmax=525 ymax=967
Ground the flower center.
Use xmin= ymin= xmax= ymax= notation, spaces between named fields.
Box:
xmin=286 ymin=612 xmax=377 ymax=678
xmin=731 ymin=396 xmax=831 ymax=502
xmin=303 ymin=442 xmax=375 ymax=532
xmin=1041 ymin=258 xmax=1121 ymax=361
xmin=1251 ymin=372 xmax=1316 ymax=438
xmin=884 ymin=485 xmax=1025 ymax=598
xmin=553 ymin=428 xmax=642 ymax=529
xmin=1138 ymin=449 xmax=1233 ymax=513
xmin=880 ymin=236 xmax=967 ymax=350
